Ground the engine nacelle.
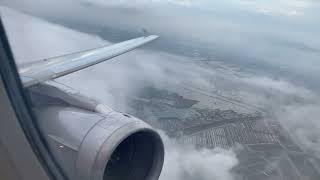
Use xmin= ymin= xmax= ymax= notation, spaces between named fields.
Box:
xmin=34 ymin=106 xmax=164 ymax=180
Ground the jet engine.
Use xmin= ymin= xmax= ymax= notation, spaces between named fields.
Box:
xmin=33 ymin=106 xmax=164 ymax=180
xmin=28 ymin=83 xmax=164 ymax=180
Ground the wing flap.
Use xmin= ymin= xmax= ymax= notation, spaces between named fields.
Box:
xmin=19 ymin=35 xmax=158 ymax=87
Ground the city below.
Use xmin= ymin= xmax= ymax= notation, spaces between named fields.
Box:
xmin=127 ymin=86 xmax=320 ymax=180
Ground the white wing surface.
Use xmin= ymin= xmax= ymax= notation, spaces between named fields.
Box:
xmin=19 ymin=35 xmax=158 ymax=87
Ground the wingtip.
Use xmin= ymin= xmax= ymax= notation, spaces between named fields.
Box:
xmin=147 ymin=35 xmax=159 ymax=40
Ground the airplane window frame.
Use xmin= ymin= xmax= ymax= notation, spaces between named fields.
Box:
xmin=0 ymin=18 xmax=67 ymax=180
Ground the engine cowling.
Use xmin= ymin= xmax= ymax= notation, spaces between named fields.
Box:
xmin=34 ymin=106 xmax=164 ymax=180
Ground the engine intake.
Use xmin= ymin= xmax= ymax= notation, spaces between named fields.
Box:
xmin=34 ymin=106 xmax=164 ymax=180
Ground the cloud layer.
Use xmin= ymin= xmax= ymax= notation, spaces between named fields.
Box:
xmin=2 ymin=5 xmax=320 ymax=179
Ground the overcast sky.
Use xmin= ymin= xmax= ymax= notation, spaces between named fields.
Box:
xmin=1 ymin=0 xmax=320 ymax=90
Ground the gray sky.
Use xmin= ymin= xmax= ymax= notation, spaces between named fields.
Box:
xmin=1 ymin=0 xmax=320 ymax=90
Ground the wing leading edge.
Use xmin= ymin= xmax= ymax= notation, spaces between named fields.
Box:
xmin=19 ymin=35 xmax=159 ymax=87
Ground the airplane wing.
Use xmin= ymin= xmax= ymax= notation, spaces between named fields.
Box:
xmin=18 ymin=35 xmax=158 ymax=87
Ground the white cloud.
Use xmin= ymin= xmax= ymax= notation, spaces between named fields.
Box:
xmin=82 ymin=0 xmax=199 ymax=7
xmin=1 ymin=6 xmax=107 ymax=64
xmin=241 ymin=76 xmax=314 ymax=97
xmin=160 ymin=133 xmax=238 ymax=180
xmin=237 ymin=0 xmax=315 ymax=16
xmin=276 ymin=104 xmax=320 ymax=157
